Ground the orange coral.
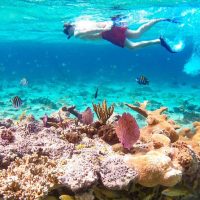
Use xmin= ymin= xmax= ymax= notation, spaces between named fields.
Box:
xmin=125 ymin=150 xmax=182 ymax=187
xmin=125 ymin=101 xmax=179 ymax=143
xmin=191 ymin=121 xmax=200 ymax=142
xmin=172 ymin=141 xmax=199 ymax=175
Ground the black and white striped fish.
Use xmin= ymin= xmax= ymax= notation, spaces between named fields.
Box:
xmin=136 ymin=75 xmax=149 ymax=85
xmin=11 ymin=96 xmax=23 ymax=109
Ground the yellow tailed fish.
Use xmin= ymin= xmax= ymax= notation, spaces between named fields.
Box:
xmin=59 ymin=195 xmax=75 ymax=200
xmin=162 ymin=186 xmax=192 ymax=197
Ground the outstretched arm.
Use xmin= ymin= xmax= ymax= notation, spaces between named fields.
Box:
xmin=75 ymin=27 xmax=110 ymax=37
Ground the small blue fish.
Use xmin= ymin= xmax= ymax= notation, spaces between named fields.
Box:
xmin=11 ymin=96 xmax=22 ymax=109
xmin=136 ymin=75 xmax=149 ymax=85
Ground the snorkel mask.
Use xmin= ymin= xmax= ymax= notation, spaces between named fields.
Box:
xmin=111 ymin=15 xmax=128 ymax=27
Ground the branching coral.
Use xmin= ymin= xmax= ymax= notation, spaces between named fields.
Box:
xmin=125 ymin=101 xmax=179 ymax=143
xmin=62 ymin=106 xmax=93 ymax=125
xmin=93 ymin=100 xmax=114 ymax=125
xmin=41 ymin=113 xmax=70 ymax=129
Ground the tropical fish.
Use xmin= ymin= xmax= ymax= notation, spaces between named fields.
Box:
xmin=94 ymin=88 xmax=98 ymax=99
xmin=20 ymin=78 xmax=28 ymax=86
xmin=11 ymin=96 xmax=23 ymax=109
xmin=136 ymin=75 xmax=149 ymax=85
xmin=162 ymin=186 xmax=192 ymax=197
xmin=59 ymin=195 xmax=75 ymax=200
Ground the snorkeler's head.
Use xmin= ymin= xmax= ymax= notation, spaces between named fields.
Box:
xmin=63 ymin=23 xmax=75 ymax=39
xmin=111 ymin=15 xmax=128 ymax=27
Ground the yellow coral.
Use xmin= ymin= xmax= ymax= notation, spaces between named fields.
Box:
xmin=75 ymin=144 xmax=86 ymax=150
xmin=93 ymin=100 xmax=114 ymax=125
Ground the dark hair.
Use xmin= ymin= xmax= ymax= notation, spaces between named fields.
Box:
xmin=63 ymin=23 xmax=74 ymax=39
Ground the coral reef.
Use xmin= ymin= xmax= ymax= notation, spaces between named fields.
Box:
xmin=99 ymin=155 xmax=138 ymax=190
xmin=125 ymin=101 xmax=179 ymax=143
xmin=0 ymin=101 xmax=200 ymax=200
xmin=93 ymin=100 xmax=114 ymax=125
xmin=97 ymin=124 xmax=119 ymax=145
xmin=0 ymin=153 xmax=61 ymax=199
xmin=125 ymin=149 xmax=182 ymax=187
xmin=62 ymin=106 xmax=93 ymax=125
xmin=59 ymin=150 xmax=100 ymax=192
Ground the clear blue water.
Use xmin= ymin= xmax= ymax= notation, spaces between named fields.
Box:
xmin=0 ymin=0 xmax=200 ymax=126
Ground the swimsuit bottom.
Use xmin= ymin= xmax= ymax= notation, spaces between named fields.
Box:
xmin=102 ymin=26 xmax=127 ymax=48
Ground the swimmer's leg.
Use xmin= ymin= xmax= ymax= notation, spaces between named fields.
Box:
xmin=124 ymin=38 xmax=160 ymax=49
xmin=126 ymin=18 xmax=167 ymax=39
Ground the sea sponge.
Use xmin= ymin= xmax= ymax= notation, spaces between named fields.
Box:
xmin=97 ymin=124 xmax=119 ymax=145
xmin=125 ymin=101 xmax=179 ymax=142
xmin=124 ymin=150 xmax=182 ymax=187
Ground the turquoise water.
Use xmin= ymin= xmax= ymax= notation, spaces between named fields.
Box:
xmin=0 ymin=0 xmax=200 ymax=127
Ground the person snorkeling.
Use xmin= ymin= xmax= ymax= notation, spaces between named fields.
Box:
xmin=63 ymin=16 xmax=181 ymax=53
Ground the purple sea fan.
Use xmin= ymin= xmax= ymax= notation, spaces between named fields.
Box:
xmin=115 ymin=113 xmax=140 ymax=150
xmin=81 ymin=107 xmax=94 ymax=125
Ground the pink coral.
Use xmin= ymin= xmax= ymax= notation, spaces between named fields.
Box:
xmin=115 ymin=113 xmax=140 ymax=150
xmin=81 ymin=107 xmax=94 ymax=125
